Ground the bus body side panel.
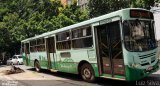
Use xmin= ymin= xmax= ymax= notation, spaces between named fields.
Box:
xmin=29 ymin=52 xmax=48 ymax=69
xmin=29 ymin=52 xmax=37 ymax=67
xmin=54 ymin=25 xmax=99 ymax=76
xmin=38 ymin=52 xmax=48 ymax=69
xmin=55 ymin=49 xmax=98 ymax=74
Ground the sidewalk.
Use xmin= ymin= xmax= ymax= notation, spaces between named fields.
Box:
xmin=0 ymin=65 xmax=96 ymax=86
xmin=0 ymin=66 xmax=73 ymax=86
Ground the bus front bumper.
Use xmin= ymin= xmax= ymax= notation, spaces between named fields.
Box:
xmin=125 ymin=61 xmax=159 ymax=81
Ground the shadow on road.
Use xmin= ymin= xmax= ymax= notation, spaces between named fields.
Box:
xmin=28 ymin=68 xmax=83 ymax=81
xmin=0 ymin=65 xmax=8 ymax=68
xmin=27 ymin=68 xmax=147 ymax=86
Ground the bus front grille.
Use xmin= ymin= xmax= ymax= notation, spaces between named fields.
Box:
xmin=139 ymin=52 xmax=156 ymax=59
xmin=141 ymin=62 xmax=150 ymax=66
xmin=139 ymin=52 xmax=156 ymax=66
xmin=151 ymin=60 xmax=155 ymax=63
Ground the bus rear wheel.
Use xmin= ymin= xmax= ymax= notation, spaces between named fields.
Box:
xmin=80 ymin=63 xmax=95 ymax=82
xmin=34 ymin=61 xmax=41 ymax=72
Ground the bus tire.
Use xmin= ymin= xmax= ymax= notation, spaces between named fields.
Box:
xmin=34 ymin=61 xmax=41 ymax=72
xmin=80 ymin=63 xmax=95 ymax=82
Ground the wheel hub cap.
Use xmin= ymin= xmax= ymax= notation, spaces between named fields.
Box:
xmin=84 ymin=68 xmax=91 ymax=78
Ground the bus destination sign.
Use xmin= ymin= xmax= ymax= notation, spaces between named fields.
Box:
xmin=130 ymin=10 xmax=153 ymax=19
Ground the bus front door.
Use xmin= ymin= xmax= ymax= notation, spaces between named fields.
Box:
xmin=46 ymin=37 xmax=56 ymax=69
xmin=96 ymin=21 xmax=125 ymax=78
xmin=24 ymin=43 xmax=30 ymax=66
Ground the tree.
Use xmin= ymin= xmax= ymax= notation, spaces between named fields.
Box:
xmin=88 ymin=0 xmax=130 ymax=18
xmin=57 ymin=1 xmax=89 ymax=26
xmin=88 ymin=0 xmax=160 ymax=18
xmin=130 ymin=0 xmax=160 ymax=9
xmin=0 ymin=0 xmax=89 ymax=55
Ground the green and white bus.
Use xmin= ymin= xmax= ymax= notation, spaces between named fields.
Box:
xmin=21 ymin=8 xmax=159 ymax=82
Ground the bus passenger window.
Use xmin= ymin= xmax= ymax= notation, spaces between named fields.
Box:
xmin=56 ymin=31 xmax=71 ymax=50
xmin=30 ymin=40 xmax=37 ymax=52
xmin=37 ymin=38 xmax=45 ymax=52
xmin=72 ymin=26 xmax=93 ymax=48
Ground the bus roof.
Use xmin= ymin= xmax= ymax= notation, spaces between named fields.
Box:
xmin=22 ymin=8 xmax=149 ymax=42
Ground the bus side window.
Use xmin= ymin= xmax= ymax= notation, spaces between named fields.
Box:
xmin=71 ymin=26 xmax=93 ymax=48
xmin=30 ymin=40 xmax=37 ymax=52
xmin=37 ymin=38 xmax=45 ymax=52
xmin=56 ymin=31 xmax=71 ymax=50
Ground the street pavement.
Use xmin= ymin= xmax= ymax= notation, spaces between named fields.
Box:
xmin=0 ymin=65 xmax=160 ymax=86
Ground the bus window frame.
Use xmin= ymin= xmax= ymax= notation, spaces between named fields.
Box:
xmin=71 ymin=26 xmax=94 ymax=49
xmin=56 ymin=30 xmax=71 ymax=50
xmin=36 ymin=38 xmax=45 ymax=52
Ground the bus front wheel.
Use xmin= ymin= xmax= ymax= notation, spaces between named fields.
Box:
xmin=34 ymin=61 xmax=41 ymax=72
xmin=80 ymin=63 xmax=95 ymax=82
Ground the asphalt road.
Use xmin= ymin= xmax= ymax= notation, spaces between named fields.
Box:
xmin=0 ymin=65 xmax=160 ymax=86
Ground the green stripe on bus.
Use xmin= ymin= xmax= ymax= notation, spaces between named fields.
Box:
xmin=55 ymin=62 xmax=78 ymax=74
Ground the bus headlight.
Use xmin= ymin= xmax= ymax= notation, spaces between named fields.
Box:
xmin=131 ymin=63 xmax=141 ymax=68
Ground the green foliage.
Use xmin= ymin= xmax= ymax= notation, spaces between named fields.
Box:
xmin=88 ymin=0 xmax=160 ymax=18
xmin=130 ymin=0 xmax=158 ymax=9
xmin=88 ymin=0 xmax=130 ymax=17
xmin=0 ymin=0 xmax=88 ymax=54
xmin=157 ymin=0 xmax=160 ymax=3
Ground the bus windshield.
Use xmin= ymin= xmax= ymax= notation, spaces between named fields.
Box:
xmin=123 ymin=20 xmax=157 ymax=52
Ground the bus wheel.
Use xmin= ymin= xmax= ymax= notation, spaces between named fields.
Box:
xmin=34 ymin=61 xmax=41 ymax=72
xmin=80 ymin=63 xmax=95 ymax=82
